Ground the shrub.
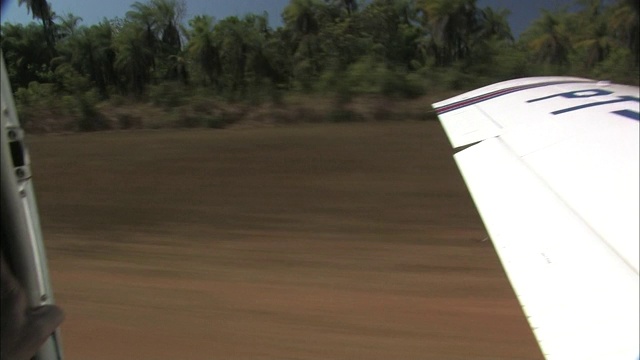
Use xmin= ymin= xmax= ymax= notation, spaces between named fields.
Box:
xmin=109 ymin=94 xmax=127 ymax=107
xmin=14 ymin=81 xmax=58 ymax=108
xmin=399 ymin=73 xmax=426 ymax=99
xmin=117 ymin=113 xmax=142 ymax=129
xmin=176 ymin=114 xmax=227 ymax=129
xmin=76 ymin=89 xmax=109 ymax=131
xmin=327 ymin=109 xmax=363 ymax=122
xmin=149 ymin=82 xmax=188 ymax=109
xmin=206 ymin=115 xmax=227 ymax=129
xmin=592 ymin=47 xmax=640 ymax=86
xmin=54 ymin=63 xmax=92 ymax=94
xmin=191 ymin=96 xmax=214 ymax=114
xmin=270 ymin=87 xmax=285 ymax=106
xmin=293 ymin=59 xmax=315 ymax=92
xmin=13 ymin=82 xmax=67 ymax=131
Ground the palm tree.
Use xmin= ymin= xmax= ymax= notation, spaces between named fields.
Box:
xmin=114 ymin=23 xmax=155 ymax=95
xmin=166 ymin=54 xmax=189 ymax=84
xmin=126 ymin=1 xmax=158 ymax=57
xmin=125 ymin=0 xmax=187 ymax=83
xmin=354 ymin=0 xmax=419 ymax=67
xmin=522 ymin=10 xmax=572 ymax=65
xmin=324 ymin=0 xmax=357 ymax=16
xmin=0 ymin=23 xmax=51 ymax=87
xmin=94 ymin=21 xmax=119 ymax=91
xmin=55 ymin=13 xmax=83 ymax=39
xmin=572 ymin=0 xmax=615 ymax=69
xmin=283 ymin=0 xmax=324 ymax=37
xmin=477 ymin=7 xmax=513 ymax=43
xmin=52 ymin=21 xmax=117 ymax=96
xmin=186 ymin=15 xmax=221 ymax=86
xmin=417 ymin=0 xmax=478 ymax=66
xmin=610 ymin=0 xmax=639 ymax=65
xmin=151 ymin=0 xmax=186 ymax=54
xmin=17 ymin=0 xmax=56 ymax=56
xmin=242 ymin=13 xmax=278 ymax=85
xmin=215 ymin=16 xmax=251 ymax=91
xmin=344 ymin=0 xmax=357 ymax=16
xmin=283 ymin=0 xmax=327 ymax=85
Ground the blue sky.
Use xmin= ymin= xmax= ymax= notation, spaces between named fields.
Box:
xmin=1 ymin=0 xmax=574 ymax=38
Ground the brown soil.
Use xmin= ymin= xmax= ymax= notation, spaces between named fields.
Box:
xmin=27 ymin=121 xmax=544 ymax=360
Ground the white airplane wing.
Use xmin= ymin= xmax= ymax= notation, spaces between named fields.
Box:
xmin=433 ymin=77 xmax=639 ymax=360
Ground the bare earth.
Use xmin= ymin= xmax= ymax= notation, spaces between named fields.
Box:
xmin=27 ymin=121 xmax=544 ymax=360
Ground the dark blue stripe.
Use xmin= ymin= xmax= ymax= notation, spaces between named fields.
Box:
xmin=551 ymin=96 xmax=639 ymax=115
xmin=612 ymin=109 xmax=640 ymax=121
xmin=436 ymin=80 xmax=594 ymax=115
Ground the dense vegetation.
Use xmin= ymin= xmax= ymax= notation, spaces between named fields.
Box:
xmin=1 ymin=0 xmax=638 ymax=132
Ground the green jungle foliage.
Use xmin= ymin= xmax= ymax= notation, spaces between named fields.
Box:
xmin=1 ymin=0 xmax=638 ymax=132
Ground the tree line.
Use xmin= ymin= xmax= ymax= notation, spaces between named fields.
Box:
xmin=0 ymin=0 xmax=638 ymax=130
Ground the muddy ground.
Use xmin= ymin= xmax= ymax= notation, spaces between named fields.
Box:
xmin=27 ymin=121 xmax=543 ymax=359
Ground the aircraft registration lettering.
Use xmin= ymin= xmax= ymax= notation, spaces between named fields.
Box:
xmin=527 ymin=89 xmax=640 ymax=121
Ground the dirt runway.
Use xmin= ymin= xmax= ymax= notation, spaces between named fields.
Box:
xmin=27 ymin=121 xmax=543 ymax=359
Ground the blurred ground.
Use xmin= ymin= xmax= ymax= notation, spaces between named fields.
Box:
xmin=27 ymin=121 xmax=544 ymax=360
